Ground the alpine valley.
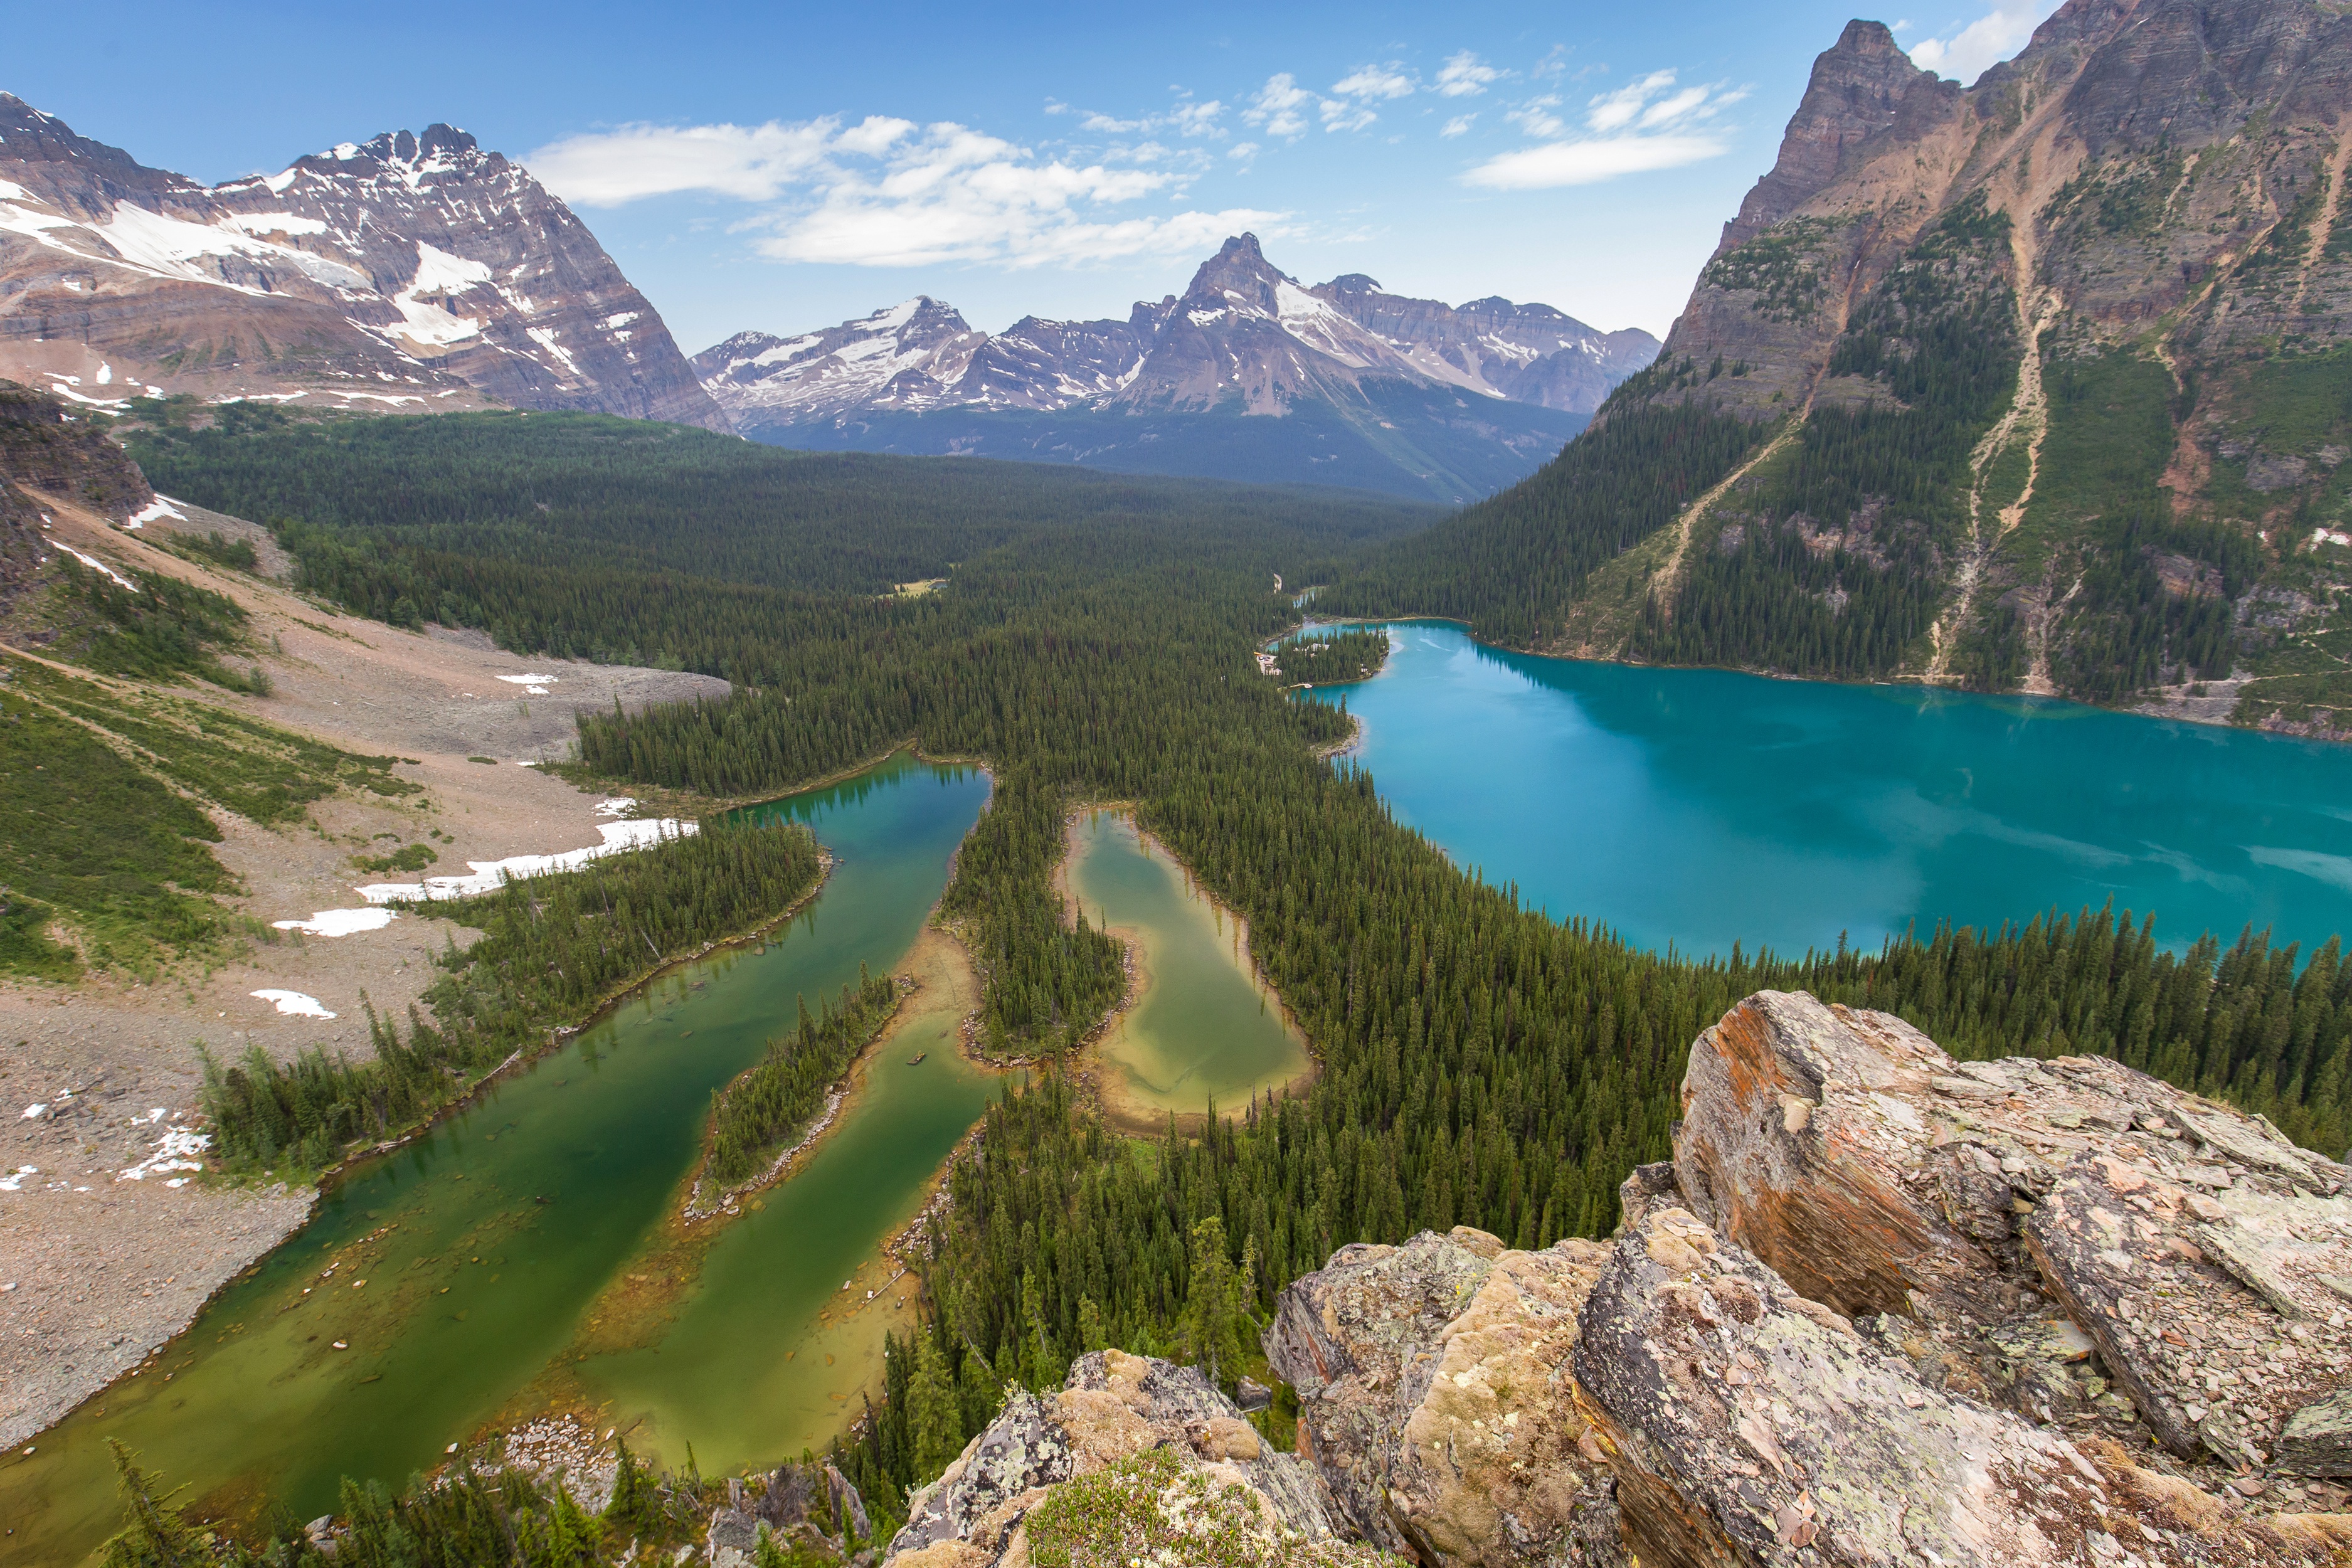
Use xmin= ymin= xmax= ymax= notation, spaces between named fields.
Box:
xmin=693 ymin=234 xmax=1660 ymax=502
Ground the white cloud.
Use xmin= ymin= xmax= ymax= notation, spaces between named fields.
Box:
xmin=534 ymin=115 xmax=1281 ymax=269
xmin=528 ymin=119 xmax=857 ymax=205
xmin=1904 ymin=1 xmax=2063 ymax=85
xmin=1332 ymin=65 xmax=1416 ymax=101
xmin=1464 ymin=134 xmax=1729 ymax=189
xmin=1243 ymin=73 xmax=1315 ymax=140
xmin=1076 ymin=97 xmax=1226 ymax=140
xmin=1228 ymin=142 xmax=1260 ymax=164
xmin=1436 ymin=51 xmax=1503 ymax=97
xmin=1320 ymin=98 xmax=1379 ymax=134
xmin=1441 ymin=114 xmax=1476 ymax=138
xmin=1464 ymin=69 xmax=1739 ymax=191
xmin=1168 ymin=100 xmax=1227 ymax=138
xmin=1506 ymin=95 xmax=1566 ymax=140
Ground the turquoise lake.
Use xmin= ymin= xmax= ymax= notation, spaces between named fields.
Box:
xmin=1302 ymin=622 xmax=2352 ymax=960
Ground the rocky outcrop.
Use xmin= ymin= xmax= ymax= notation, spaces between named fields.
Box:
xmin=0 ymin=94 xmax=726 ymax=428
xmin=1576 ymin=1202 xmax=2348 ymax=1567
xmin=882 ymin=1349 xmax=1343 ymax=1567
xmin=0 ymin=379 xmax=154 ymax=616
xmin=883 ymin=991 xmax=2348 ymax=1567
xmin=1246 ymin=991 xmax=2351 ymax=1566
xmin=1674 ymin=990 xmax=2352 ymax=1490
xmin=1264 ymin=1226 xmax=1624 ymax=1564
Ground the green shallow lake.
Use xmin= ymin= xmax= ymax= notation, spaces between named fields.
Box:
xmin=3 ymin=754 xmax=992 ymax=1567
xmin=1067 ymin=812 xmax=1309 ymax=1121
xmin=1303 ymin=622 xmax=2352 ymax=958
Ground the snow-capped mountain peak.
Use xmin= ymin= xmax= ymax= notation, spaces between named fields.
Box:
xmin=0 ymin=94 xmax=726 ymax=427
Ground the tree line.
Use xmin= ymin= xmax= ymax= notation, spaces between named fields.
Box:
xmin=201 ymin=820 xmax=823 ymax=1175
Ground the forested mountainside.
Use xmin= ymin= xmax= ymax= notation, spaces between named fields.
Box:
xmin=0 ymin=95 xmax=724 ymax=428
xmin=696 ymin=235 xmax=1635 ymax=502
xmin=1322 ymin=0 xmax=2352 ymax=734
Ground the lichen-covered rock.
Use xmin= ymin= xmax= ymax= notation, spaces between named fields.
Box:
xmin=1672 ymin=991 xmax=2021 ymax=1327
xmin=1573 ymin=1205 xmax=2352 ymax=1567
xmin=1673 ymin=988 xmax=2352 ymax=1487
xmin=2026 ymin=1147 xmax=2352 ymax=1468
xmin=2279 ymin=1389 xmax=2352 ymax=1477
xmin=882 ymin=1350 xmax=1335 ymax=1567
xmin=1264 ymin=1226 xmax=1624 ymax=1565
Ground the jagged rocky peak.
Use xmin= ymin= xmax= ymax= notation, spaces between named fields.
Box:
xmin=1716 ymin=19 xmax=1956 ymax=253
xmin=0 ymin=93 xmax=726 ymax=428
xmin=690 ymin=297 xmax=994 ymax=421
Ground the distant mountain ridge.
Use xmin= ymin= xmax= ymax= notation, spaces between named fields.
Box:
xmin=695 ymin=235 xmax=1658 ymax=502
xmin=0 ymin=95 xmax=726 ymax=428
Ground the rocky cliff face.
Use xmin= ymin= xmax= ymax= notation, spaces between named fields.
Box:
xmin=893 ymin=990 xmax=2350 ymax=1565
xmin=0 ymin=378 xmax=154 ymax=613
xmin=0 ymin=95 xmax=726 ymax=429
xmin=1446 ymin=0 xmax=2352 ymax=723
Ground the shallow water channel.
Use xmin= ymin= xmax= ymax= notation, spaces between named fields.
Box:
xmin=1066 ymin=812 xmax=1310 ymax=1123
xmin=6 ymin=754 xmax=994 ymax=1566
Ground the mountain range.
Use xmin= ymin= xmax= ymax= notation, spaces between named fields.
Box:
xmin=1325 ymin=0 xmax=2352 ymax=729
xmin=0 ymin=95 xmax=726 ymax=429
xmin=694 ymin=235 xmax=1659 ymax=503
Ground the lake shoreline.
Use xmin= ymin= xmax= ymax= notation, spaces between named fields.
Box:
xmin=1057 ymin=806 xmax=1318 ymax=1138
xmin=1293 ymin=613 xmax=2347 ymax=746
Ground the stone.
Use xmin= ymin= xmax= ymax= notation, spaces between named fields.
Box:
xmin=882 ymin=1350 xmax=1335 ymax=1567
xmin=1264 ymin=1226 xmax=1624 ymax=1565
xmin=2247 ymin=453 xmax=2312 ymax=493
xmin=2278 ymin=1391 xmax=2352 ymax=1478
xmin=2026 ymin=1153 xmax=2352 ymax=1467
xmin=1234 ymin=1375 xmax=1272 ymax=1412
xmin=1573 ymin=1205 xmax=2352 ymax=1567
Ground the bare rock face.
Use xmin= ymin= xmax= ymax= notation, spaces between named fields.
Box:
xmin=1574 ymin=1204 xmax=2351 ymax=1567
xmin=1264 ymin=1226 xmax=1625 ymax=1565
xmin=1675 ymin=988 xmax=2352 ymax=1507
xmin=882 ymin=1350 xmax=1337 ymax=1567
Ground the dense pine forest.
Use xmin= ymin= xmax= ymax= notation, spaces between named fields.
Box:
xmin=118 ymin=409 xmax=2352 ymax=1555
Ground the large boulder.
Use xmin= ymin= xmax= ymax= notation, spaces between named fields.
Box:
xmin=882 ymin=1349 xmax=1345 ymax=1567
xmin=1573 ymin=1204 xmax=2352 ymax=1568
xmin=1673 ymin=990 xmax=2352 ymax=1493
xmin=1264 ymin=1226 xmax=1625 ymax=1565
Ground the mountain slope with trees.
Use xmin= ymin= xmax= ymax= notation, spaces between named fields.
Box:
xmin=1322 ymin=0 xmax=2352 ymax=731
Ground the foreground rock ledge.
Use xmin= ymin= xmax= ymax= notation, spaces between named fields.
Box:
xmin=894 ymin=991 xmax=2347 ymax=1565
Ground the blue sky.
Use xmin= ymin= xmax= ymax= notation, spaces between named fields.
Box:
xmin=11 ymin=1 xmax=2058 ymax=350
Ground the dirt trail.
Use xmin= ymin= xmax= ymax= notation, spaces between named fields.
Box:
xmin=1652 ymin=418 xmax=1802 ymax=618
